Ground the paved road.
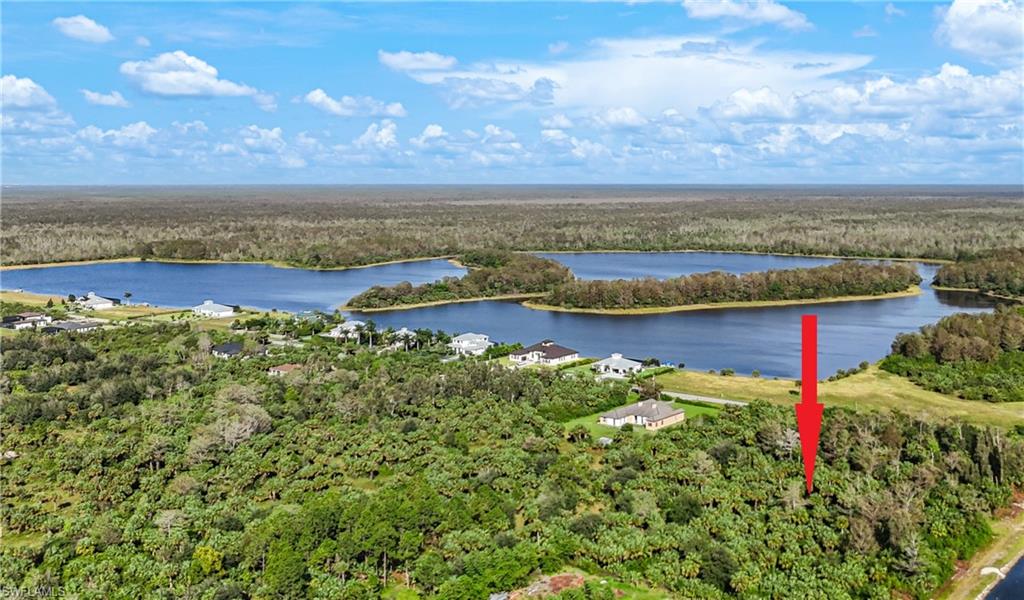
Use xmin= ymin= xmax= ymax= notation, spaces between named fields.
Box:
xmin=661 ymin=390 xmax=748 ymax=407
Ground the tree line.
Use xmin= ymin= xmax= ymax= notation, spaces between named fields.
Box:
xmin=4 ymin=187 xmax=1023 ymax=267
xmin=933 ymin=248 xmax=1024 ymax=299
xmin=2 ymin=322 xmax=1023 ymax=598
xmin=346 ymin=251 xmax=572 ymax=309
xmin=882 ymin=306 xmax=1024 ymax=402
xmin=542 ymin=261 xmax=921 ymax=310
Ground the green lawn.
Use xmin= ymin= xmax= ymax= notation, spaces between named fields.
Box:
xmin=564 ymin=399 xmax=721 ymax=438
xmin=656 ymin=366 xmax=1024 ymax=427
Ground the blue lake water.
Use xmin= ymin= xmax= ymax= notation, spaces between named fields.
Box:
xmin=1 ymin=252 xmax=1002 ymax=378
xmin=988 ymin=558 xmax=1024 ymax=599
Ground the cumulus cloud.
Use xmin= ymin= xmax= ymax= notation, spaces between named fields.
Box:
xmin=884 ymin=3 xmax=906 ymax=19
xmin=593 ymin=107 xmax=648 ymax=129
xmin=936 ymin=0 xmax=1023 ymax=63
xmin=120 ymin=51 xmax=276 ymax=111
xmin=172 ymin=120 xmax=208 ymax=134
xmin=1 ymin=75 xmax=57 ymax=109
xmin=378 ymin=50 xmax=457 ymax=71
xmin=355 ymin=120 xmax=399 ymax=149
xmin=82 ymin=90 xmax=130 ymax=108
xmin=540 ymin=113 xmax=574 ymax=128
xmin=77 ymin=121 xmax=157 ymax=149
xmin=548 ymin=41 xmax=569 ymax=55
xmin=303 ymin=88 xmax=407 ymax=117
xmin=52 ymin=15 xmax=114 ymax=43
xmin=135 ymin=36 xmax=151 ymax=47
xmin=682 ymin=0 xmax=812 ymax=31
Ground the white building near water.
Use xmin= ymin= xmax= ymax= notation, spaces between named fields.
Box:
xmin=448 ymin=332 xmax=493 ymax=356
xmin=193 ymin=300 xmax=238 ymax=318
xmin=78 ymin=292 xmax=120 ymax=310
xmin=326 ymin=320 xmax=365 ymax=340
xmin=592 ymin=353 xmax=643 ymax=378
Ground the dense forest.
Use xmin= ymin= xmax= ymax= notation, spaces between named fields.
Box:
xmin=346 ymin=251 xmax=571 ymax=309
xmin=933 ymin=248 xmax=1024 ymax=299
xmin=3 ymin=323 xmax=1023 ymax=599
xmin=3 ymin=187 xmax=1023 ymax=267
xmin=882 ymin=306 xmax=1024 ymax=402
xmin=541 ymin=262 xmax=921 ymax=310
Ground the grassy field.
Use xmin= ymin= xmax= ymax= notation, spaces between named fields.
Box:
xmin=565 ymin=399 xmax=722 ymax=438
xmin=656 ymin=366 xmax=1024 ymax=427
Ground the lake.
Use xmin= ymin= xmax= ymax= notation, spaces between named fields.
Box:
xmin=989 ymin=557 xmax=1024 ymax=599
xmin=1 ymin=252 xmax=1002 ymax=378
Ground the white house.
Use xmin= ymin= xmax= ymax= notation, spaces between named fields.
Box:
xmin=598 ymin=400 xmax=685 ymax=431
xmin=449 ymin=332 xmax=493 ymax=356
xmin=325 ymin=320 xmax=365 ymax=340
xmin=509 ymin=340 xmax=579 ymax=366
xmin=78 ymin=292 xmax=120 ymax=310
xmin=592 ymin=353 xmax=643 ymax=378
xmin=193 ymin=300 xmax=238 ymax=318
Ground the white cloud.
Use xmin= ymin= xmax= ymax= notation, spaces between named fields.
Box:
xmin=411 ymin=123 xmax=447 ymax=147
xmin=1 ymin=75 xmax=56 ymax=109
xmin=355 ymin=120 xmax=399 ymax=149
xmin=240 ymin=125 xmax=286 ymax=153
xmin=77 ymin=121 xmax=156 ymax=148
xmin=82 ymin=90 xmax=130 ymax=108
xmin=682 ymin=0 xmax=812 ymax=31
xmin=707 ymin=87 xmax=792 ymax=121
xmin=548 ymin=41 xmax=569 ymax=55
xmin=936 ymin=0 xmax=1023 ymax=63
xmin=303 ymin=88 xmax=407 ymax=117
xmin=378 ymin=50 xmax=457 ymax=71
xmin=120 ymin=51 xmax=276 ymax=111
xmin=52 ymin=15 xmax=114 ymax=43
xmin=400 ymin=35 xmax=871 ymax=114
xmin=541 ymin=113 xmax=574 ymax=128
xmin=135 ymin=36 xmax=151 ymax=47
xmin=593 ymin=106 xmax=648 ymax=128
xmin=853 ymin=26 xmax=878 ymax=39
xmin=172 ymin=120 xmax=208 ymax=134
xmin=884 ymin=3 xmax=906 ymax=19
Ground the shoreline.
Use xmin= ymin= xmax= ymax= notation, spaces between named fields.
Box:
xmin=0 ymin=247 xmax=951 ymax=272
xmin=528 ymin=249 xmax=954 ymax=265
xmin=930 ymin=284 xmax=1023 ymax=303
xmin=343 ymin=292 xmax=546 ymax=313
xmin=0 ymin=255 xmax=461 ymax=272
xmin=520 ymin=286 xmax=923 ymax=315
xmin=937 ymin=500 xmax=1024 ymax=600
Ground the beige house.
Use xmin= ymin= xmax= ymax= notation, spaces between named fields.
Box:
xmin=268 ymin=363 xmax=302 ymax=377
xmin=599 ymin=400 xmax=685 ymax=431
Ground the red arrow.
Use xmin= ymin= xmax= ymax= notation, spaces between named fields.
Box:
xmin=795 ymin=314 xmax=823 ymax=494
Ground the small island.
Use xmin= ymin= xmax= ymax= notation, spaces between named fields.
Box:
xmin=932 ymin=247 xmax=1024 ymax=301
xmin=346 ymin=252 xmax=923 ymax=315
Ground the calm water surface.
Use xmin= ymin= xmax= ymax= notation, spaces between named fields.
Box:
xmin=988 ymin=558 xmax=1024 ymax=599
xmin=2 ymin=252 xmax=1001 ymax=378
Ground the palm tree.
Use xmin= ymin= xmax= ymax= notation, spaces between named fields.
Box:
xmin=123 ymin=291 xmax=133 ymax=305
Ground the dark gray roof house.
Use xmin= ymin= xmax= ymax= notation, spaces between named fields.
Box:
xmin=212 ymin=342 xmax=245 ymax=358
xmin=509 ymin=340 xmax=579 ymax=365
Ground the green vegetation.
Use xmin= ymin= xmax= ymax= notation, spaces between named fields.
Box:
xmin=565 ymin=399 xmax=721 ymax=438
xmin=933 ymin=248 xmax=1024 ymax=299
xmin=655 ymin=366 xmax=1024 ymax=427
xmin=2 ymin=324 xmax=1023 ymax=599
xmin=882 ymin=306 xmax=1024 ymax=402
xmin=541 ymin=261 xmax=921 ymax=311
xmin=4 ymin=187 xmax=1024 ymax=267
xmin=346 ymin=251 xmax=571 ymax=309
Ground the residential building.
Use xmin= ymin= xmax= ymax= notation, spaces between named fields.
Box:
xmin=78 ymin=292 xmax=120 ymax=310
xmin=41 ymin=320 xmax=101 ymax=334
xmin=268 ymin=363 xmax=302 ymax=377
xmin=509 ymin=340 xmax=579 ymax=366
xmin=325 ymin=320 xmax=365 ymax=340
xmin=592 ymin=353 xmax=643 ymax=378
xmin=599 ymin=400 xmax=685 ymax=431
xmin=193 ymin=300 xmax=239 ymax=318
xmin=448 ymin=332 xmax=493 ymax=356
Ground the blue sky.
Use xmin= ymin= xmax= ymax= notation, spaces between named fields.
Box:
xmin=2 ymin=1 xmax=1022 ymax=184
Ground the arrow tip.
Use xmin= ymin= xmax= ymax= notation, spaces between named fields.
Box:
xmin=795 ymin=401 xmax=824 ymax=493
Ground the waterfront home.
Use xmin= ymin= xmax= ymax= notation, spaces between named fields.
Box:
xmin=41 ymin=320 xmax=101 ymax=334
xmin=268 ymin=363 xmax=302 ymax=377
xmin=448 ymin=332 xmax=493 ymax=356
xmin=598 ymin=400 xmax=685 ymax=431
xmin=325 ymin=320 xmax=365 ymax=340
xmin=592 ymin=353 xmax=643 ymax=378
xmin=3 ymin=319 xmax=38 ymax=331
xmin=78 ymin=292 xmax=120 ymax=310
xmin=193 ymin=300 xmax=239 ymax=318
xmin=509 ymin=340 xmax=579 ymax=366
